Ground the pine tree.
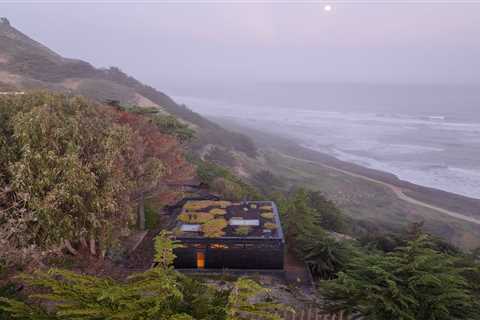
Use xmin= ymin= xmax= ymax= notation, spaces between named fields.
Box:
xmin=0 ymin=233 xmax=285 ymax=320
xmin=227 ymin=278 xmax=288 ymax=320
xmin=320 ymin=235 xmax=480 ymax=320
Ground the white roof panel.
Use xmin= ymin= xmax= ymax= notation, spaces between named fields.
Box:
xmin=180 ymin=224 xmax=201 ymax=232
xmin=229 ymin=219 xmax=260 ymax=226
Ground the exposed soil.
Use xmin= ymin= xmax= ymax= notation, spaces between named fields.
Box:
xmin=124 ymin=228 xmax=160 ymax=271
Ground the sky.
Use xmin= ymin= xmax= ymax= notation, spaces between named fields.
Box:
xmin=1 ymin=1 xmax=479 ymax=90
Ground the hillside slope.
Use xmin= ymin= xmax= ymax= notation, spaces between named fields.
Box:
xmin=0 ymin=17 xmax=256 ymax=157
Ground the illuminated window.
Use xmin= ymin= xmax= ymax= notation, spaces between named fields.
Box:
xmin=196 ymin=251 xmax=205 ymax=269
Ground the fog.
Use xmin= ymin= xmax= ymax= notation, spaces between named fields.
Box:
xmin=1 ymin=1 xmax=480 ymax=92
xmin=2 ymin=1 xmax=480 ymax=198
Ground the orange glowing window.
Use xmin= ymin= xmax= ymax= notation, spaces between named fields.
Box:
xmin=196 ymin=251 xmax=205 ymax=269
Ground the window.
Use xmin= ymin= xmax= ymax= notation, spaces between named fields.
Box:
xmin=210 ymin=243 xmax=228 ymax=249
xmin=196 ymin=251 xmax=205 ymax=269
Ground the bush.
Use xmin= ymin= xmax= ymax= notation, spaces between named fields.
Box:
xmin=209 ymin=208 xmax=227 ymax=216
xmin=0 ymin=232 xmax=286 ymax=320
xmin=261 ymin=212 xmax=274 ymax=220
xmin=202 ymin=218 xmax=228 ymax=238
xmin=264 ymin=222 xmax=277 ymax=230
xmin=178 ymin=212 xmax=214 ymax=224
xmin=0 ymin=283 xmax=18 ymax=320
xmin=235 ymin=226 xmax=252 ymax=236
xmin=251 ymin=170 xmax=284 ymax=193
xmin=144 ymin=204 xmax=159 ymax=229
xmin=196 ymin=160 xmax=262 ymax=201
xmin=320 ymin=235 xmax=480 ymax=320
xmin=150 ymin=114 xmax=195 ymax=144
xmin=307 ymin=191 xmax=346 ymax=233
xmin=211 ymin=178 xmax=245 ymax=201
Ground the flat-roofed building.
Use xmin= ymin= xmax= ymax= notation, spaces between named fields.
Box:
xmin=172 ymin=200 xmax=284 ymax=270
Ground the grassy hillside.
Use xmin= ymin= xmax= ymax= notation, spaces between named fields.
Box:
xmin=0 ymin=18 xmax=256 ymax=157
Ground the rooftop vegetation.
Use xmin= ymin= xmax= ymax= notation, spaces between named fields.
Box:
xmin=177 ymin=212 xmax=214 ymax=224
xmin=263 ymin=222 xmax=277 ymax=230
xmin=209 ymin=208 xmax=227 ymax=215
xmin=234 ymin=226 xmax=252 ymax=236
xmin=202 ymin=218 xmax=228 ymax=238
xmin=260 ymin=212 xmax=275 ymax=220
xmin=183 ymin=200 xmax=231 ymax=212
xmin=176 ymin=201 xmax=281 ymax=238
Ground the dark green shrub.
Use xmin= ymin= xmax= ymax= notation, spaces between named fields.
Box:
xmin=145 ymin=204 xmax=159 ymax=230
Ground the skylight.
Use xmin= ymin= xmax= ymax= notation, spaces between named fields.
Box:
xmin=229 ymin=219 xmax=260 ymax=226
xmin=180 ymin=224 xmax=201 ymax=232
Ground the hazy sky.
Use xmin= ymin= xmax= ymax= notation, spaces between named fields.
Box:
xmin=1 ymin=1 xmax=479 ymax=90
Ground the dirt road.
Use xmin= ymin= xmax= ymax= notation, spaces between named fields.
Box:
xmin=280 ymin=153 xmax=480 ymax=226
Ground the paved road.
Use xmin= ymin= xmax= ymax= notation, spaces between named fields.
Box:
xmin=280 ymin=153 xmax=480 ymax=226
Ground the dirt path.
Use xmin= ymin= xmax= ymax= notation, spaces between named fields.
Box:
xmin=280 ymin=153 xmax=480 ymax=226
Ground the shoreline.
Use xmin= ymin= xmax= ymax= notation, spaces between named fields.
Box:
xmin=213 ymin=116 xmax=480 ymax=220
xmin=278 ymin=152 xmax=480 ymax=226
xmin=280 ymin=143 xmax=480 ymax=220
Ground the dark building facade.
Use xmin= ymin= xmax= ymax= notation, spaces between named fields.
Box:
xmin=172 ymin=201 xmax=285 ymax=270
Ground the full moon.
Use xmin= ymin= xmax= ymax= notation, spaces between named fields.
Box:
xmin=324 ymin=5 xmax=332 ymax=12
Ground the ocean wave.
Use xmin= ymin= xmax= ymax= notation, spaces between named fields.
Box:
xmin=174 ymin=95 xmax=480 ymax=199
xmin=308 ymin=146 xmax=480 ymax=199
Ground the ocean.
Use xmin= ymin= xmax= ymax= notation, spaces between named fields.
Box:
xmin=172 ymin=83 xmax=480 ymax=199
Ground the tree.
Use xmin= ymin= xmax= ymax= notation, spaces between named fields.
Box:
xmin=320 ymin=235 xmax=480 ymax=320
xmin=0 ymin=187 xmax=45 ymax=268
xmin=0 ymin=233 xmax=283 ymax=320
xmin=115 ymin=109 xmax=194 ymax=230
xmin=154 ymin=230 xmax=184 ymax=268
xmin=279 ymin=188 xmax=318 ymax=241
xmin=0 ymin=92 xmax=194 ymax=265
xmin=8 ymin=93 xmax=135 ymax=257
xmin=273 ymin=188 xmax=352 ymax=279
xmin=306 ymin=191 xmax=346 ymax=233
xmin=297 ymin=231 xmax=353 ymax=279
xmin=227 ymin=278 xmax=288 ymax=320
